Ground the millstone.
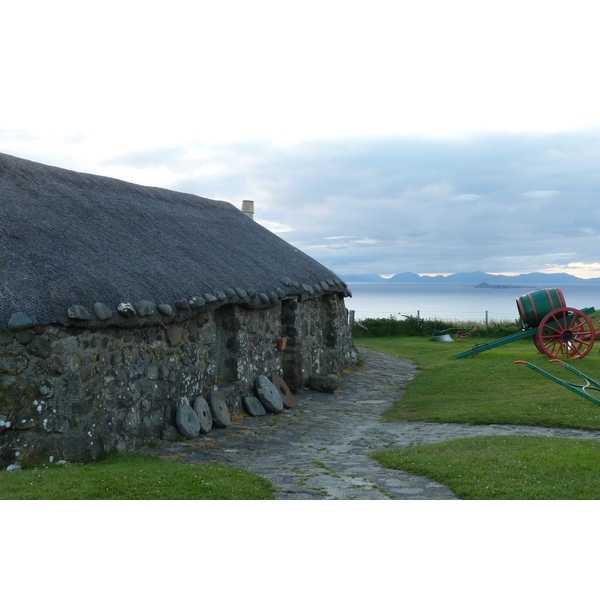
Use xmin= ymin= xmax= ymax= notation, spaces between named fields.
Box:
xmin=175 ymin=404 xmax=200 ymax=439
xmin=193 ymin=396 xmax=213 ymax=433
xmin=254 ymin=375 xmax=284 ymax=413
xmin=208 ymin=393 xmax=231 ymax=428
xmin=269 ymin=373 xmax=294 ymax=409
xmin=243 ymin=396 xmax=267 ymax=416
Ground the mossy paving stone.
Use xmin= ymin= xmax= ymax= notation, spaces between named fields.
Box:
xmin=146 ymin=349 xmax=427 ymax=497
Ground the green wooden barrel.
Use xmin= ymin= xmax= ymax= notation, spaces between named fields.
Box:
xmin=516 ymin=288 xmax=566 ymax=328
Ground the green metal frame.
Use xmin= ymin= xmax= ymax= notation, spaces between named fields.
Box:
xmin=453 ymin=328 xmax=536 ymax=358
xmin=514 ymin=360 xmax=600 ymax=407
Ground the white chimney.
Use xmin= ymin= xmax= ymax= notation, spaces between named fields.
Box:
xmin=241 ymin=200 xmax=254 ymax=220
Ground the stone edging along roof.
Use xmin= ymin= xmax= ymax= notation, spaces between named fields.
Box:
xmin=0 ymin=152 xmax=350 ymax=331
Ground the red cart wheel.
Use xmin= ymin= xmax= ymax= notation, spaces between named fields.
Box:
xmin=532 ymin=333 xmax=545 ymax=354
xmin=536 ymin=307 xmax=595 ymax=359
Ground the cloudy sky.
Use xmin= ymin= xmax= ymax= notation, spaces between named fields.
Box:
xmin=3 ymin=0 xmax=600 ymax=278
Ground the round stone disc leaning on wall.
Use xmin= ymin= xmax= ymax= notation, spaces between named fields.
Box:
xmin=176 ymin=404 xmax=201 ymax=439
xmin=193 ymin=396 xmax=213 ymax=433
xmin=269 ymin=373 xmax=295 ymax=409
xmin=207 ymin=393 xmax=231 ymax=428
xmin=243 ymin=396 xmax=267 ymax=416
xmin=254 ymin=375 xmax=284 ymax=413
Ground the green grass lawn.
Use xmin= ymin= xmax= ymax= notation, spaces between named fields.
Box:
xmin=0 ymin=453 xmax=276 ymax=500
xmin=357 ymin=335 xmax=600 ymax=430
xmin=373 ymin=435 xmax=600 ymax=500
xmin=357 ymin=330 xmax=600 ymax=499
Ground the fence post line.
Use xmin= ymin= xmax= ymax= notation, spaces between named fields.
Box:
xmin=485 ymin=310 xmax=489 ymax=333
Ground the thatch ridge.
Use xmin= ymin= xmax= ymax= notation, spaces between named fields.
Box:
xmin=0 ymin=152 xmax=348 ymax=329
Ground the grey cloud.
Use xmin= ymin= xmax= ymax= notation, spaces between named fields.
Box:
xmin=0 ymin=128 xmax=37 ymax=142
xmin=519 ymin=191 xmax=561 ymax=198
xmin=449 ymin=194 xmax=482 ymax=202
xmin=61 ymin=131 xmax=88 ymax=145
xmin=99 ymin=130 xmax=600 ymax=275
xmin=102 ymin=146 xmax=190 ymax=169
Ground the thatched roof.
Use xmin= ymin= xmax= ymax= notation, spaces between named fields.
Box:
xmin=0 ymin=152 xmax=349 ymax=330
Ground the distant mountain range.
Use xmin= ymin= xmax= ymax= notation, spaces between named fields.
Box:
xmin=339 ymin=271 xmax=600 ymax=285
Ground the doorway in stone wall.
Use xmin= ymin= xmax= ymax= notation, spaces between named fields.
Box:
xmin=320 ymin=295 xmax=337 ymax=349
xmin=281 ymin=299 xmax=302 ymax=391
xmin=215 ymin=305 xmax=237 ymax=382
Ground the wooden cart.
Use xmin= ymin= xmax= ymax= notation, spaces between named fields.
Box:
xmin=455 ymin=288 xmax=598 ymax=360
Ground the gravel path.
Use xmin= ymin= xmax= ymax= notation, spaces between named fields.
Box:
xmin=140 ymin=347 xmax=600 ymax=499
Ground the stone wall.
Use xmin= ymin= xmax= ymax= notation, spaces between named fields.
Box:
xmin=0 ymin=293 xmax=357 ymax=467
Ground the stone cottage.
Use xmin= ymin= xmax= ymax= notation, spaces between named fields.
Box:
xmin=0 ymin=152 xmax=356 ymax=466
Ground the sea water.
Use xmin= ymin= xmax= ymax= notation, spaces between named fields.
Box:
xmin=344 ymin=282 xmax=600 ymax=323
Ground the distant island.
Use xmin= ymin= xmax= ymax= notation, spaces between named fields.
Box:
xmin=339 ymin=270 xmax=600 ymax=285
xmin=475 ymin=282 xmax=527 ymax=289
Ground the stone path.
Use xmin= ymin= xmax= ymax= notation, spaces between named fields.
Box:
xmin=140 ymin=347 xmax=600 ymax=500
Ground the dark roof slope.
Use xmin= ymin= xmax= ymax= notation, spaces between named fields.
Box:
xmin=0 ymin=152 xmax=349 ymax=330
